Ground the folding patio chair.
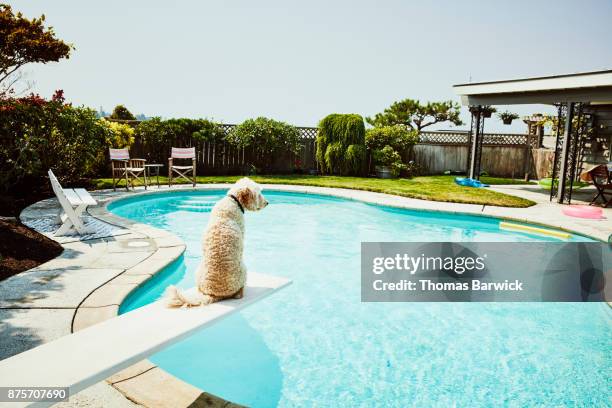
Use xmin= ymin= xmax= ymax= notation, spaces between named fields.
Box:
xmin=588 ymin=164 xmax=612 ymax=207
xmin=109 ymin=148 xmax=148 ymax=191
xmin=168 ymin=147 xmax=196 ymax=187
xmin=48 ymin=169 xmax=97 ymax=236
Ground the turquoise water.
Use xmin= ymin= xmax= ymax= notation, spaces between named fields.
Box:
xmin=111 ymin=190 xmax=610 ymax=407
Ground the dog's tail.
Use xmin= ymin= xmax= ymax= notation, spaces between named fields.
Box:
xmin=165 ymin=285 xmax=215 ymax=308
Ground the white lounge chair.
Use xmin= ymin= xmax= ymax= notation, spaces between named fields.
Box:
xmin=48 ymin=169 xmax=97 ymax=236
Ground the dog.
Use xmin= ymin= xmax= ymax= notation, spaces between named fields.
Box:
xmin=166 ymin=177 xmax=268 ymax=307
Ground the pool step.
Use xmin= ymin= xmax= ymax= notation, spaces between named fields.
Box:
xmin=172 ymin=199 xmax=216 ymax=212
xmin=174 ymin=204 xmax=214 ymax=212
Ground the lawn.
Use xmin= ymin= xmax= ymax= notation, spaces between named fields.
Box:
xmin=93 ymin=175 xmax=535 ymax=208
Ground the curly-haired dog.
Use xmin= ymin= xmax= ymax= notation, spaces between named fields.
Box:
xmin=166 ymin=177 xmax=268 ymax=307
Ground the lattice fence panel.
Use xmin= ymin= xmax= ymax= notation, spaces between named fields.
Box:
xmin=298 ymin=127 xmax=318 ymax=139
xmin=482 ymin=134 xmax=528 ymax=145
xmin=420 ymin=131 xmax=528 ymax=146
xmin=419 ymin=132 xmax=468 ymax=144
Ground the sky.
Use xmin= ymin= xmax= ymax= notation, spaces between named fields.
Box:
xmin=8 ymin=0 xmax=612 ymax=132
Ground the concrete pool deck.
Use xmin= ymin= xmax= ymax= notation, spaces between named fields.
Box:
xmin=2 ymin=183 xmax=611 ymax=407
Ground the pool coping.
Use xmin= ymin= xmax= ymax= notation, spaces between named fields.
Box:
xmin=18 ymin=183 xmax=612 ymax=407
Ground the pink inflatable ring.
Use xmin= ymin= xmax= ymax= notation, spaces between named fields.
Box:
xmin=562 ymin=205 xmax=604 ymax=219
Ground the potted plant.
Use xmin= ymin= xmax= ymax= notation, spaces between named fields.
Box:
xmin=469 ymin=105 xmax=496 ymax=118
xmin=365 ymin=125 xmax=418 ymax=177
xmin=498 ymin=111 xmax=520 ymax=125
xmin=373 ymin=146 xmax=406 ymax=178
xmin=481 ymin=106 xmax=496 ymax=118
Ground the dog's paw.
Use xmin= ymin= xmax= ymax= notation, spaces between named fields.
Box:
xmin=233 ymin=288 xmax=244 ymax=299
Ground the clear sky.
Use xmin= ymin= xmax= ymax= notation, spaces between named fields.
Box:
xmin=8 ymin=0 xmax=612 ymax=132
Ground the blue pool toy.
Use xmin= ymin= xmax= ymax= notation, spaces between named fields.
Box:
xmin=454 ymin=177 xmax=489 ymax=188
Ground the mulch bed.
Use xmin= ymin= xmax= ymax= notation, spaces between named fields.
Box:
xmin=0 ymin=178 xmax=99 ymax=281
xmin=0 ymin=219 xmax=63 ymax=281
xmin=0 ymin=185 xmax=52 ymax=218
xmin=0 ymin=183 xmax=63 ymax=280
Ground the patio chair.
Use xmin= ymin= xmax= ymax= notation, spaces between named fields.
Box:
xmin=588 ymin=164 xmax=612 ymax=207
xmin=168 ymin=147 xmax=196 ymax=187
xmin=109 ymin=148 xmax=147 ymax=191
xmin=48 ymin=169 xmax=97 ymax=236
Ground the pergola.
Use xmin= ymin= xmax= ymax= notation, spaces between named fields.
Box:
xmin=453 ymin=70 xmax=612 ymax=203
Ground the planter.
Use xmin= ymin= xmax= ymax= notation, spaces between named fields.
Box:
xmin=502 ymin=118 xmax=513 ymax=125
xmin=469 ymin=106 xmax=494 ymax=118
xmin=375 ymin=165 xmax=397 ymax=179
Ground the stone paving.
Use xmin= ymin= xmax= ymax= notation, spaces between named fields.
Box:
xmin=1 ymin=182 xmax=610 ymax=407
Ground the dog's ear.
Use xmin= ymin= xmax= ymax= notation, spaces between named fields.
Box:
xmin=236 ymin=177 xmax=251 ymax=187
xmin=236 ymin=186 xmax=254 ymax=208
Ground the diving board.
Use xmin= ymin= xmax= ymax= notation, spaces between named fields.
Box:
xmin=0 ymin=273 xmax=291 ymax=408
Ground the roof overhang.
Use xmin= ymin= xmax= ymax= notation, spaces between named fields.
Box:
xmin=453 ymin=70 xmax=612 ymax=106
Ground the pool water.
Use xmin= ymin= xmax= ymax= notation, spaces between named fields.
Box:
xmin=111 ymin=190 xmax=610 ymax=407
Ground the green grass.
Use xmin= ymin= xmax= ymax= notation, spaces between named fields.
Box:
xmin=94 ymin=175 xmax=535 ymax=208
xmin=536 ymin=178 xmax=589 ymax=190
xmin=479 ymin=176 xmax=534 ymax=186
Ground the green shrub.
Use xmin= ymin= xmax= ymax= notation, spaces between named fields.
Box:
xmin=366 ymin=125 xmax=418 ymax=178
xmin=372 ymin=145 xmax=406 ymax=177
xmin=51 ymin=106 xmax=112 ymax=180
xmin=316 ymin=113 xmax=366 ymax=175
xmin=192 ymin=120 xmax=225 ymax=142
xmin=345 ymin=144 xmax=366 ymax=175
xmin=162 ymin=118 xmax=223 ymax=142
xmin=0 ymin=92 xmax=111 ymax=191
xmin=104 ymin=120 xmax=134 ymax=147
xmin=135 ymin=117 xmax=219 ymax=145
xmin=109 ymin=104 xmax=136 ymax=120
xmin=372 ymin=145 xmax=402 ymax=167
xmin=133 ymin=117 xmax=223 ymax=163
xmin=225 ymin=117 xmax=301 ymax=171
xmin=324 ymin=142 xmax=344 ymax=174
xmin=365 ymin=125 xmax=418 ymax=152
xmin=93 ymin=120 xmax=135 ymax=173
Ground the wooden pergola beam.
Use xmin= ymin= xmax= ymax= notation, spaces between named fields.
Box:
xmin=453 ymin=69 xmax=612 ymax=106
xmin=458 ymin=87 xmax=612 ymax=106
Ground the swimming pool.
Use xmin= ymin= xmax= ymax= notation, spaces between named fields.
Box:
xmin=110 ymin=190 xmax=610 ymax=407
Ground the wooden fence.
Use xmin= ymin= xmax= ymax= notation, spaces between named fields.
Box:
xmin=118 ymin=123 xmax=553 ymax=178
xmin=127 ymin=124 xmax=317 ymax=176
xmin=412 ymin=132 xmax=552 ymax=178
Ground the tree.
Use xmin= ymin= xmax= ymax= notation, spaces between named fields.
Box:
xmin=0 ymin=4 xmax=72 ymax=94
xmin=366 ymin=99 xmax=463 ymax=132
xmin=315 ymin=114 xmax=366 ymax=176
xmin=109 ymin=104 xmax=136 ymax=120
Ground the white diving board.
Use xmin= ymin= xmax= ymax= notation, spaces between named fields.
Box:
xmin=0 ymin=273 xmax=291 ymax=408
